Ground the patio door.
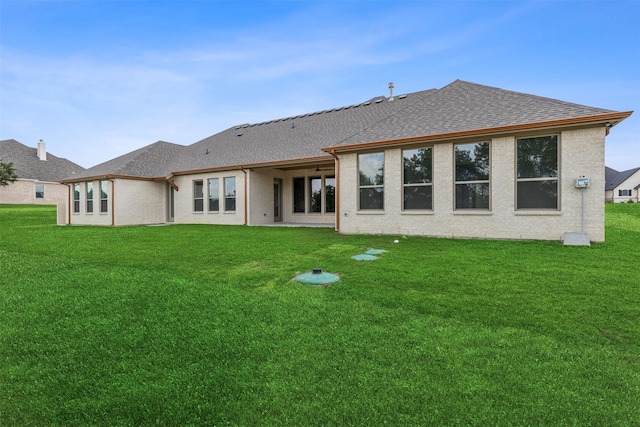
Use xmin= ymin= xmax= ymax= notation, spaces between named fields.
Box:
xmin=274 ymin=179 xmax=282 ymax=222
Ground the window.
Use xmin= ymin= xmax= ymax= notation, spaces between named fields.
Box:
xmin=293 ymin=177 xmax=305 ymax=213
xmin=35 ymin=184 xmax=44 ymax=199
xmin=309 ymin=176 xmax=322 ymax=213
xmin=325 ymin=176 xmax=336 ymax=213
xmin=208 ymin=178 xmax=219 ymax=211
xmin=517 ymin=135 xmax=558 ymax=209
xmin=100 ymin=181 xmax=108 ymax=213
xmin=403 ymin=148 xmax=433 ymax=210
xmin=224 ymin=177 xmax=236 ymax=211
xmin=193 ymin=180 xmax=204 ymax=212
xmin=619 ymin=189 xmax=632 ymax=197
xmin=359 ymin=152 xmax=384 ymax=210
xmin=86 ymin=182 xmax=94 ymax=213
xmin=454 ymin=142 xmax=490 ymax=209
xmin=73 ymin=184 xmax=80 ymax=213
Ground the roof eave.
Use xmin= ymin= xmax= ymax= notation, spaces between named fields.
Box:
xmin=170 ymin=155 xmax=334 ymax=176
xmin=59 ymin=173 xmax=167 ymax=183
xmin=322 ymin=111 xmax=634 ymax=153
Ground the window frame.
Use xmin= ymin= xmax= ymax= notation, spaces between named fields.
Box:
xmin=73 ymin=183 xmax=80 ymax=213
xmin=193 ymin=180 xmax=204 ymax=212
xmin=100 ymin=181 xmax=108 ymax=213
xmin=86 ymin=182 xmax=94 ymax=213
xmin=224 ymin=176 xmax=236 ymax=212
xmin=453 ymin=142 xmax=490 ymax=210
xmin=309 ymin=176 xmax=322 ymax=213
xmin=293 ymin=177 xmax=306 ymax=213
xmin=324 ymin=175 xmax=336 ymax=213
xmin=207 ymin=178 xmax=220 ymax=212
xmin=402 ymin=147 xmax=433 ymax=211
xmin=358 ymin=152 xmax=385 ymax=211
xmin=35 ymin=184 xmax=44 ymax=199
xmin=516 ymin=134 xmax=559 ymax=210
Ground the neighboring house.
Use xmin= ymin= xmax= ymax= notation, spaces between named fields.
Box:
xmin=59 ymin=80 xmax=633 ymax=242
xmin=605 ymin=166 xmax=640 ymax=203
xmin=0 ymin=139 xmax=85 ymax=223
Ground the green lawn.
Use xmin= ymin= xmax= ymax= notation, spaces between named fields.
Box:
xmin=1 ymin=204 xmax=639 ymax=426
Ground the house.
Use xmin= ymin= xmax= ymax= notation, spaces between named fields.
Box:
xmin=0 ymin=139 xmax=85 ymax=223
xmin=605 ymin=166 xmax=640 ymax=203
xmin=59 ymin=80 xmax=633 ymax=242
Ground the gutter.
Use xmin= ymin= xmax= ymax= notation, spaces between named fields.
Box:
xmin=329 ymin=149 xmax=340 ymax=232
xmin=66 ymin=184 xmax=71 ymax=225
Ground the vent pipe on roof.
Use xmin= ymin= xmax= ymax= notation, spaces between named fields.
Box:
xmin=388 ymin=82 xmax=394 ymax=101
xmin=37 ymin=139 xmax=47 ymax=161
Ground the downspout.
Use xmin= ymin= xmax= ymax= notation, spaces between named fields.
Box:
xmin=107 ymin=179 xmax=115 ymax=226
xmin=240 ymin=167 xmax=248 ymax=225
xmin=329 ymin=150 xmax=340 ymax=232
xmin=66 ymin=184 xmax=71 ymax=225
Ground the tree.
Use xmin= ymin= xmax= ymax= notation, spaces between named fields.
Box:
xmin=0 ymin=160 xmax=18 ymax=186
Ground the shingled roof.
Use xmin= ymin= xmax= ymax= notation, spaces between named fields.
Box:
xmin=170 ymin=88 xmax=437 ymax=173
xmin=0 ymin=139 xmax=85 ymax=181
xmin=70 ymin=141 xmax=186 ymax=180
xmin=61 ymin=80 xmax=631 ymax=181
xmin=327 ymin=80 xmax=622 ymax=149
xmin=605 ymin=166 xmax=640 ymax=190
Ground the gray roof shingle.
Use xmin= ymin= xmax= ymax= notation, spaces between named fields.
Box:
xmin=70 ymin=141 xmax=186 ymax=180
xmin=330 ymin=80 xmax=618 ymax=147
xmin=605 ymin=166 xmax=640 ymax=190
xmin=0 ymin=139 xmax=85 ymax=181
xmin=170 ymin=88 xmax=437 ymax=172
xmin=61 ymin=80 xmax=629 ymax=180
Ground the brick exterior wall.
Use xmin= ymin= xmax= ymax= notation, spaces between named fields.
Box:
xmin=338 ymin=127 xmax=606 ymax=242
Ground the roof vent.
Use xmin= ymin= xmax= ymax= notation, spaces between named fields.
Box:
xmin=388 ymin=82 xmax=394 ymax=101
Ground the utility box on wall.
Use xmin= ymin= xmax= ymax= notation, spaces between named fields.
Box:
xmin=575 ymin=177 xmax=590 ymax=188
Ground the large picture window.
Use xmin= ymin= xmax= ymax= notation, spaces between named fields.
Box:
xmin=208 ymin=178 xmax=219 ymax=212
xmin=86 ymin=182 xmax=94 ymax=213
xmin=100 ymin=181 xmax=108 ymax=213
xmin=193 ymin=180 xmax=204 ymax=212
xmin=454 ymin=142 xmax=490 ymax=209
xmin=359 ymin=152 xmax=384 ymax=210
xmin=73 ymin=184 xmax=80 ymax=213
xmin=403 ymin=148 xmax=433 ymax=210
xmin=293 ymin=177 xmax=305 ymax=213
xmin=224 ymin=177 xmax=236 ymax=211
xmin=516 ymin=135 xmax=558 ymax=209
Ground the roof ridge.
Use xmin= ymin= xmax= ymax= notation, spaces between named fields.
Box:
xmin=230 ymin=89 xmax=432 ymax=129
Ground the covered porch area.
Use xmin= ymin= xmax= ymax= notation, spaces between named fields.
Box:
xmin=246 ymin=157 xmax=337 ymax=230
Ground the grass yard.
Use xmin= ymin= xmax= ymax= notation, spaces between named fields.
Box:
xmin=1 ymin=204 xmax=639 ymax=426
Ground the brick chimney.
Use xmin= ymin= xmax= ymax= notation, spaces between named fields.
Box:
xmin=37 ymin=139 xmax=47 ymax=161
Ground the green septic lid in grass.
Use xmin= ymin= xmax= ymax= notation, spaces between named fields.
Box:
xmin=295 ymin=268 xmax=340 ymax=285
xmin=365 ymin=249 xmax=387 ymax=255
xmin=351 ymin=254 xmax=378 ymax=261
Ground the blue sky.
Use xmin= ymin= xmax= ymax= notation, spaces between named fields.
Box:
xmin=1 ymin=0 xmax=638 ymax=170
